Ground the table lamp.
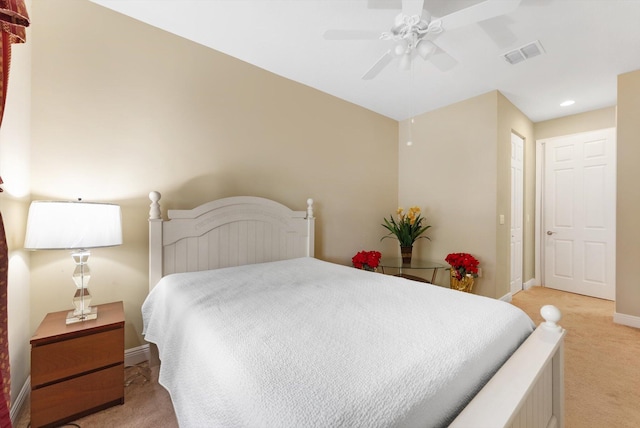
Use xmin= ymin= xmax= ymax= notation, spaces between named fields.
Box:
xmin=24 ymin=200 xmax=122 ymax=324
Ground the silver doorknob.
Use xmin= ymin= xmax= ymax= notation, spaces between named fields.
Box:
xmin=546 ymin=231 xmax=555 ymax=235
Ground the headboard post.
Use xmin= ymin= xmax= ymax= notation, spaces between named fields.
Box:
xmin=149 ymin=191 xmax=161 ymax=220
xmin=306 ymin=198 xmax=315 ymax=257
xmin=149 ymin=191 xmax=163 ymax=292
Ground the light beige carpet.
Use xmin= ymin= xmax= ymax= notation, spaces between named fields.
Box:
xmin=511 ymin=286 xmax=640 ymax=428
xmin=15 ymin=286 xmax=640 ymax=427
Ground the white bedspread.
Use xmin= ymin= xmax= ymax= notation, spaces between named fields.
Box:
xmin=142 ymin=257 xmax=534 ymax=428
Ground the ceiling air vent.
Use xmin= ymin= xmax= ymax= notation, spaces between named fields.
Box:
xmin=503 ymin=40 xmax=545 ymax=65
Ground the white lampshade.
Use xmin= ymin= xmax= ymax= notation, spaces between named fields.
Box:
xmin=24 ymin=201 xmax=122 ymax=250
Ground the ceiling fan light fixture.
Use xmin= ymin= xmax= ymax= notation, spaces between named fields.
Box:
xmin=395 ymin=42 xmax=407 ymax=56
xmin=326 ymin=0 xmax=525 ymax=80
xmin=416 ymin=40 xmax=435 ymax=59
xmin=399 ymin=53 xmax=412 ymax=70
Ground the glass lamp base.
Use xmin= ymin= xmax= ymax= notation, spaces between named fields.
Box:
xmin=66 ymin=307 xmax=98 ymax=324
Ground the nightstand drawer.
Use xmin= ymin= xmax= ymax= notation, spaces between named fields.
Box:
xmin=31 ymin=363 xmax=124 ymax=428
xmin=31 ymin=302 xmax=125 ymax=426
xmin=31 ymin=327 xmax=123 ymax=386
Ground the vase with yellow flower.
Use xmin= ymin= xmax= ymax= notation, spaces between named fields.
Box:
xmin=381 ymin=206 xmax=431 ymax=264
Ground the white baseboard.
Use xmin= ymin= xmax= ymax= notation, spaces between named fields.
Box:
xmin=125 ymin=344 xmax=151 ymax=366
xmin=499 ymin=293 xmax=512 ymax=302
xmin=10 ymin=344 xmax=152 ymax=425
xmin=10 ymin=375 xmax=30 ymax=425
xmin=523 ymin=279 xmax=538 ymax=290
xmin=613 ymin=312 xmax=640 ymax=328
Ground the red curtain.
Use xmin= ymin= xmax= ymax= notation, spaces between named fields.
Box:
xmin=0 ymin=1 xmax=29 ymax=426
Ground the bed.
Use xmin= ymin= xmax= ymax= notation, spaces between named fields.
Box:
xmin=143 ymin=192 xmax=566 ymax=428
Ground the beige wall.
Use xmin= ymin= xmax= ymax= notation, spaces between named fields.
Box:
xmin=616 ymin=70 xmax=640 ymax=319
xmin=29 ymin=0 xmax=398 ymax=349
xmin=13 ymin=0 xmax=639 ymax=412
xmin=398 ymin=91 xmax=534 ymax=299
xmin=497 ymin=93 xmax=535 ymax=291
xmin=535 ymin=106 xmax=616 ymax=140
xmin=407 ymin=97 xmax=620 ymax=304
xmin=397 ymin=93 xmax=499 ymax=282
xmin=0 ymin=17 xmax=32 ymax=409
xmin=399 ymin=92 xmax=495 ymax=297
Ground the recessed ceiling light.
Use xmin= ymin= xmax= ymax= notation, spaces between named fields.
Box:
xmin=560 ymin=100 xmax=575 ymax=107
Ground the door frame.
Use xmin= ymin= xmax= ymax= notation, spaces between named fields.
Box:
xmin=511 ymin=132 xmax=524 ymax=295
xmin=535 ymin=140 xmax=544 ymax=286
xmin=535 ymin=129 xmax=616 ymax=292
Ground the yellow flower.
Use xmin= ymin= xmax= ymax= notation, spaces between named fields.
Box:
xmin=382 ymin=205 xmax=431 ymax=246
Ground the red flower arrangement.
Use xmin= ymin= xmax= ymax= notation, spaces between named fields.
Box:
xmin=352 ymin=250 xmax=382 ymax=271
xmin=445 ymin=252 xmax=479 ymax=280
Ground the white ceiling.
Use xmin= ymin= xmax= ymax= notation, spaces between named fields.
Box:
xmin=90 ymin=0 xmax=640 ymax=122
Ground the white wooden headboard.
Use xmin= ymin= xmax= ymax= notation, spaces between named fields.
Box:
xmin=148 ymin=191 xmax=315 ymax=291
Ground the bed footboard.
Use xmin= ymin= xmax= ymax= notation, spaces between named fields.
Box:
xmin=450 ymin=305 xmax=565 ymax=428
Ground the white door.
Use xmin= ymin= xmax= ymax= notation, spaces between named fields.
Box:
xmin=511 ymin=133 xmax=524 ymax=295
xmin=543 ymin=128 xmax=616 ymax=300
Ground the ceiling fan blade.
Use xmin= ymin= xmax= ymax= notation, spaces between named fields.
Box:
xmin=323 ymin=29 xmax=381 ymax=40
xmin=362 ymin=50 xmax=395 ymax=80
xmin=368 ymin=0 xmax=402 ymax=9
xmin=440 ymin=0 xmax=522 ymax=31
xmin=477 ymin=16 xmax=518 ymax=49
xmin=401 ymin=0 xmax=424 ymax=17
xmin=428 ymin=45 xmax=458 ymax=71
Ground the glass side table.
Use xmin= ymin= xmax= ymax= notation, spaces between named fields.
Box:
xmin=378 ymin=257 xmax=445 ymax=284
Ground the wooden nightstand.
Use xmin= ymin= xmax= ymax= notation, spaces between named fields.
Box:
xmin=30 ymin=301 xmax=125 ymax=428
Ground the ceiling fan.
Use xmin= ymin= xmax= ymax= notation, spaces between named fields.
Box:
xmin=324 ymin=0 xmax=522 ymax=80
